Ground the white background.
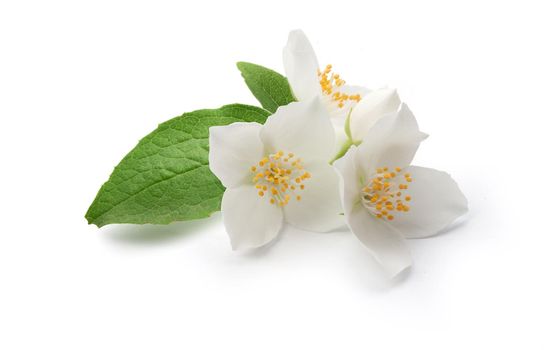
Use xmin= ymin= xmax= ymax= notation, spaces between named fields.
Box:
xmin=1 ymin=0 xmax=542 ymax=349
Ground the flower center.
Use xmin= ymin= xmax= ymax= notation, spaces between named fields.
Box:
xmin=318 ymin=64 xmax=362 ymax=108
xmin=250 ymin=150 xmax=311 ymax=207
xmin=361 ymin=167 xmax=413 ymax=221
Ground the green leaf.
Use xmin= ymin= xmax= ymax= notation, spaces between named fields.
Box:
xmin=237 ymin=62 xmax=296 ymax=113
xmin=85 ymin=104 xmax=270 ymax=227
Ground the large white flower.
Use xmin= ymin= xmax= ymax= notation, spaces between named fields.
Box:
xmin=283 ymin=29 xmax=401 ymax=154
xmin=209 ymin=98 xmax=344 ymax=249
xmin=334 ymin=103 xmax=468 ymax=276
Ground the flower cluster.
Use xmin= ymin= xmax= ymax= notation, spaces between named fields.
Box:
xmin=209 ymin=30 xmax=468 ymax=276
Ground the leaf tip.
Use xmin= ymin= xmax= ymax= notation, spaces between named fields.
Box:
xmin=236 ymin=61 xmax=248 ymax=68
xmin=84 ymin=206 xmax=105 ymax=228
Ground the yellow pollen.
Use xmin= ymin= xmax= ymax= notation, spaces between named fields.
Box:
xmin=362 ymin=166 xmax=414 ymax=221
xmin=318 ymin=64 xmax=363 ymax=108
xmin=251 ymin=150 xmax=311 ymax=207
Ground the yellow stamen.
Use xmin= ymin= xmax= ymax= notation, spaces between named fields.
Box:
xmin=361 ymin=166 xmax=415 ymax=221
xmin=251 ymin=150 xmax=311 ymax=207
xmin=318 ymin=64 xmax=364 ymax=108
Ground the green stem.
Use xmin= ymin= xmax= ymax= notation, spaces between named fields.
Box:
xmin=329 ymin=139 xmax=361 ymax=164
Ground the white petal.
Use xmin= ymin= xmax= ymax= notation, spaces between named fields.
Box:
xmin=333 ymin=146 xmax=363 ymax=215
xmin=389 ymin=166 xmax=468 ymax=238
xmin=209 ymin=123 xmax=264 ymax=188
xmin=283 ymin=29 xmax=321 ymax=101
xmin=347 ymin=204 xmax=412 ymax=277
xmin=323 ymin=85 xmax=371 ymax=153
xmin=322 ymin=84 xmax=371 ymax=120
xmin=358 ymin=103 xmax=428 ymax=178
xmin=338 ymin=84 xmax=370 ymax=96
xmin=283 ymin=163 xmax=344 ymax=232
xmin=350 ymin=88 xmax=401 ymax=142
xmin=221 ymin=185 xmax=283 ymax=250
xmin=260 ymin=98 xmax=335 ymax=163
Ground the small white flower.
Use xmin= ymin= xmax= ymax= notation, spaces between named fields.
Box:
xmin=209 ymin=98 xmax=344 ymax=249
xmin=334 ymin=104 xmax=468 ymax=276
xmin=283 ymin=29 xmax=402 ymax=153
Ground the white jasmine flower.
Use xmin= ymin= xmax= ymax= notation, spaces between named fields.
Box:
xmin=334 ymin=103 xmax=468 ymax=276
xmin=209 ymin=98 xmax=344 ymax=249
xmin=283 ymin=29 xmax=402 ymax=154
